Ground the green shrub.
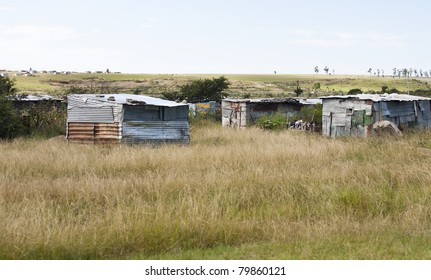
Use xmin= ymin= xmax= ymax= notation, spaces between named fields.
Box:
xmin=347 ymin=88 xmax=363 ymax=95
xmin=300 ymin=104 xmax=322 ymax=124
xmin=256 ymin=113 xmax=287 ymax=130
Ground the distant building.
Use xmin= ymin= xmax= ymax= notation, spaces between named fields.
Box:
xmin=321 ymin=93 xmax=431 ymax=137
xmin=66 ymin=94 xmax=190 ymax=144
xmin=221 ymin=97 xmax=321 ymax=128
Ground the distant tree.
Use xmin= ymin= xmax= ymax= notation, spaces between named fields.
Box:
xmin=294 ymin=80 xmax=304 ymax=97
xmin=314 ymin=66 xmax=319 ymax=75
xmin=368 ymin=68 xmax=372 ymax=75
xmin=324 ymin=66 xmax=329 ymax=75
xmin=163 ymin=76 xmax=230 ymax=103
xmin=377 ymin=69 xmax=380 ymax=77
xmin=347 ymin=88 xmax=363 ymax=95
xmin=392 ymin=68 xmax=397 ymax=77
xmin=388 ymin=87 xmax=400 ymax=93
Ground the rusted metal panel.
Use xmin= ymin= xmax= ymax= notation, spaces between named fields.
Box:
xmin=67 ymin=122 xmax=121 ymax=144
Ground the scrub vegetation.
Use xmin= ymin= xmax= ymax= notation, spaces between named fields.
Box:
xmin=11 ymin=73 xmax=431 ymax=99
xmin=1 ymin=123 xmax=431 ymax=259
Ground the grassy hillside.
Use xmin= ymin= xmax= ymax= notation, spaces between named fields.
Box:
xmin=11 ymin=73 xmax=431 ymax=98
xmin=1 ymin=124 xmax=431 ymax=259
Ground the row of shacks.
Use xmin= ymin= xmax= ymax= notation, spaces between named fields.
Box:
xmin=221 ymin=93 xmax=431 ymax=136
xmin=10 ymin=93 xmax=431 ymax=143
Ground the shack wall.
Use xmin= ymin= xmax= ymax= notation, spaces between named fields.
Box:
xmin=121 ymin=105 xmax=189 ymax=144
xmin=222 ymin=101 xmax=248 ymax=128
xmin=322 ymin=99 xmax=372 ymax=137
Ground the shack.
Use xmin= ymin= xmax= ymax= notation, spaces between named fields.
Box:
xmin=67 ymin=94 xmax=189 ymax=144
xmin=221 ymin=97 xmax=321 ymax=128
xmin=12 ymin=94 xmax=64 ymax=111
xmin=321 ymin=93 xmax=431 ymax=137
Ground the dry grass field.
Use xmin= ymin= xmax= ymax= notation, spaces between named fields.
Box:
xmin=1 ymin=122 xmax=431 ymax=259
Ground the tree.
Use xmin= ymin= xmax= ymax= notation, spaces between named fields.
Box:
xmin=163 ymin=76 xmax=230 ymax=103
xmin=0 ymin=76 xmax=23 ymax=139
xmin=0 ymin=75 xmax=17 ymax=98
xmin=368 ymin=68 xmax=372 ymax=75
xmin=324 ymin=66 xmax=329 ymax=75
xmin=294 ymin=80 xmax=303 ymax=97
xmin=314 ymin=66 xmax=319 ymax=74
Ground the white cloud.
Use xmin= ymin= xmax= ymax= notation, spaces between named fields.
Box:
xmin=0 ymin=24 xmax=82 ymax=44
xmin=0 ymin=6 xmax=14 ymax=11
xmin=140 ymin=17 xmax=158 ymax=29
xmin=288 ymin=29 xmax=407 ymax=48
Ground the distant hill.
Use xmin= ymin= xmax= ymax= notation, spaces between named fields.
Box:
xmin=11 ymin=73 xmax=431 ymax=99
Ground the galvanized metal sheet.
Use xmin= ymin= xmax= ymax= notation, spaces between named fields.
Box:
xmin=122 ymin=120 xmax=189 ymax=144
xmin=321 ymin=93 xmax=431 ymax=102
xmin=68 ymin=106 xmax=115 ymax=123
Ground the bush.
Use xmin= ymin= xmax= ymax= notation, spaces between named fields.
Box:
xmin=0 ymin=76 xmax=24 ymax=139
xmin=256 ymin=113 xmax=287 ymax=130
xmin=300 ymin=104 xmax=323 ymax=124
xmin=0 ymin=98 xmax=24 ymax=139
xmin=347 ymin=88 xmax=363 ymax=95
xmin=162 ymin=76 xmax=230 ymax=102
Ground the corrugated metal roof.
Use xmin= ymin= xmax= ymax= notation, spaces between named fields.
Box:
xmin=320 ymin=93 xmax=431 ymax=102
xmin=223 ymin=97 xmax=322 ymax=104
xmin=14 ymin=94 xmax=63 ymax=101
xmin=68 ymin=94 xmax=186 ymax=107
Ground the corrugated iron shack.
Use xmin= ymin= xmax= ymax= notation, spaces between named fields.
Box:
xmin=12 ymin=94 xmax=64 ymax=111
xmin=321 ymin=93 xmax=431 ymax=137
xmin=67 ymin=94 xmax=189 ymax=144
xmin=221 ymin=97 xmax=321 ymax=128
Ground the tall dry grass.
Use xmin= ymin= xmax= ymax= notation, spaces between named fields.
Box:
xmin=1 ymin=126 xmax=431 ymax=259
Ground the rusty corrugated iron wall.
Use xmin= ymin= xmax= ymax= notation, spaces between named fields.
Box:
xmin=67 ymin=123 xmax=121 ymax=144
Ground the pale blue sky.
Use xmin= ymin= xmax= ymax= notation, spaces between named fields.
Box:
xmin=1 ymin=0 xmax=430 ymax=74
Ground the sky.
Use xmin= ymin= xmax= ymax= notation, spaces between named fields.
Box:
xmin=1 ymin=0 xmax=430 ymax=74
